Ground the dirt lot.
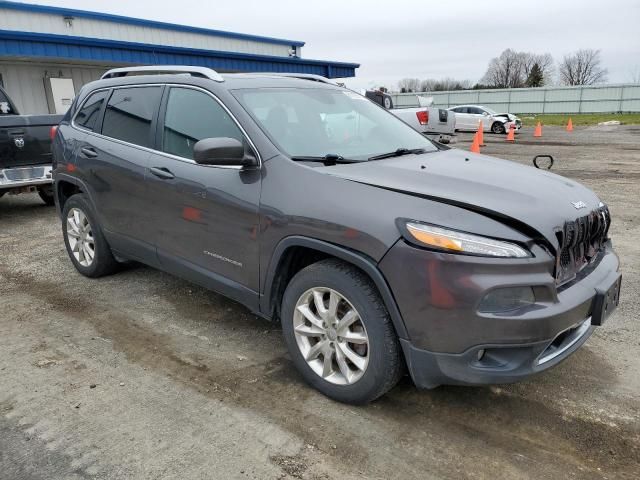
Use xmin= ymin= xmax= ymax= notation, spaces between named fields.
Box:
xmin=1 ymin=125 xmax=639 ymax=480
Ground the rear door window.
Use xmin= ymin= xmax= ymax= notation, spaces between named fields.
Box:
xmin=74 ymin=90 xmax=109 ymax=131
xmin=161 ymin=87 xmax=243 ymax=160
xmin=101 ymin=86 xmax=162 ymax=148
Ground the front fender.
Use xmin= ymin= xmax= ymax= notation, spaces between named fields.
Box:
xmin=261 ymin=235 xmax=409 ymax=339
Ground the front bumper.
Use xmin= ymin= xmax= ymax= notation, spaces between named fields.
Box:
xmin=400 ymin=317 xmax=595 ymax=388
xmin=0 ymin=165 xmax=53 ymax=190
xmin=379 ymin=240 xmax=620 ymax=388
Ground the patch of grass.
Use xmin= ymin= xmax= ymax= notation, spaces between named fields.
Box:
xmin=516 ymin=113 xmax=640 ymax=127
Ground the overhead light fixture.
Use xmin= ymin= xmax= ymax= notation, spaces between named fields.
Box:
xmin=63 ymin=16 xmax=74 ymax=28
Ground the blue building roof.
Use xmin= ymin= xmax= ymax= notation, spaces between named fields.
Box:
xmin=0 ymin=1 xmax=359 ymax=78
xmin=0 ymin=0 xmax=305 ymax=47
xmin=0 ymin=30 xmax=359 ymax=78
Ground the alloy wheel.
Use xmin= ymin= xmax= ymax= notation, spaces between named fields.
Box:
xmin=66 ymin=207 xmax=95 ymax=267
xmin=293 ymin=287 xmax=369 ymax=385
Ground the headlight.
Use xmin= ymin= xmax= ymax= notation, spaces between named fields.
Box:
xmin=404 ymin=222 xmax=531 ymax=258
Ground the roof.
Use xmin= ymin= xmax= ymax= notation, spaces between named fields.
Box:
xmin=0 ymin=29 xmax=359 ymax=78
xmin=0 ymin=0 xmax=305 ymax=47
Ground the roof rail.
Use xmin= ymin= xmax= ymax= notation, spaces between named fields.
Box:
xmin=101 ymin=65 xmax=224 ymax=82
xmin=252 ymin=73 xmax=337 ymax=85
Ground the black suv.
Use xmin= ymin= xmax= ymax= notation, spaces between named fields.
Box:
xmin=52 ymin=66 xmax=621 ymax=404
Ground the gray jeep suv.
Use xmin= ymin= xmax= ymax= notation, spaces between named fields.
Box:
xmin=52 ymin=66 xmax=621 ymax=404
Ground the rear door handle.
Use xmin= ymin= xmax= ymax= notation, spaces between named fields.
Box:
xmin=150 ymin=166 xmax=175 ymax=180
xmin=80 ymin=147 xmax=98 ymax=158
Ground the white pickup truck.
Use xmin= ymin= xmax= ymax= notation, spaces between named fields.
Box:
xmin=365 ymin=90 xmax=456 ymax=144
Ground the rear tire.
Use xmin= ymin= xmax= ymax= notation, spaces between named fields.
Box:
xmin=491 ymin=122 xmax=506 ymax=134
xmin=38 ymin=185 xmax=55 ymax=206
xmin=281 ymin=259 xmax=404 ymax=404
xmin=62 ymin=193 xmax=119 ymax=278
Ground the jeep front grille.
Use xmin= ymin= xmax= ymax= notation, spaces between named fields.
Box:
xmin=555 ymin=205 xmax=610 ymax=285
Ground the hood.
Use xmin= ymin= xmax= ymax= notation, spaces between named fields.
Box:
xmin=325 ymin=148 xmax=601 ymax=250
xmin=492 ymin=113 xmax=516 ymax=121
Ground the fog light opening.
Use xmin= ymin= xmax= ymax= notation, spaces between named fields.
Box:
xmin=478 ymin=287 xmax=536 ymax=314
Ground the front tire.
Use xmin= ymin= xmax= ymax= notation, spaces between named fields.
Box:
xmin=61 ymin=193 xmax=119 ymax=278
xmin=491 ymin=122 xmax=506 ymax=134
xmin=281 ymin=259 xmax=404 ymax=404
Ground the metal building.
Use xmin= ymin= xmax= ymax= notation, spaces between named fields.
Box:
xmin=0 ymin=0 xmax=359 ymax=114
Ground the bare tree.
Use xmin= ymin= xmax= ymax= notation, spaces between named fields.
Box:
xmin=481 ymin=49 xmax=555 ymax=88
xmin=420 ymin=77 xmax=472 ymax=91
xmin=481 ymin=49 xmax=526 ymax=88
xmin=520 ymin=52 xmax=554 ymax=85
xmin=397 ymin=78 xmax=422 ymax=93
xmin=558 ymin=49 xmax=608 ymax=85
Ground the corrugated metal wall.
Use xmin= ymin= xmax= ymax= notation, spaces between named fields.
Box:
xmin=390 ymin=84 xmax=640 ymax=113
xmin=0 ymin=8 xmax=294 ymax=57
xmin=0 ymin=61 xmax=106 ymax=114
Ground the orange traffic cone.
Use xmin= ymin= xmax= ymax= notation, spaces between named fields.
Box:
xmin=566 ymin=118 xmax=573 ymax=132
xmin=534 ymin=121 xmax=542 ymax=137
xmin=506 ymin=124 xmax=515 ymax=142
xmin=470 ymin=131 xmax=481 ymax=153
xmin=477 ymin=120 xmax=485 ymax=146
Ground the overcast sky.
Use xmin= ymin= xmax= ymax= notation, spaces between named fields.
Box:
xmin=22 ymin=0 xmax=640 ymax=90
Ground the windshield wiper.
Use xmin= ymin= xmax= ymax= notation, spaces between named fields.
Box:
xmin=368 ymin=148 xmax=426 ymax=161
xmin=290 ymin=154 xmax=363 ymax=165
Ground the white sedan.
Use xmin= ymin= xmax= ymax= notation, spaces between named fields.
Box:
xmin=448 ymin=105 xmax=521 ymax=134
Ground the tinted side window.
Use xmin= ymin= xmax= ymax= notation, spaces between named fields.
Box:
xmin=454 ymin=107 xmax=467 ymax=114
xmin=162 ymin=87 xmax=243 ymax=160
xmin=468 ymin=107 xmax=482 ymax=115
xmin=75 ymin=90 xmax=109 ymax=131
xmin=102 ymin=87 xmax=162 ymax=148
xmin=0 ymin=89 xmax=14 ymax=115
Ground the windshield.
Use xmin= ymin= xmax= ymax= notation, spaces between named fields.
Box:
xmin=482 ymin=106 xmax=498 ymax=115
xmin=233 ymin=87 xmax=438 ymax=160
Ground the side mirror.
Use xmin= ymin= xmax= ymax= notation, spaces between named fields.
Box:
xmin=482 ymin=111 xmax=489 ymax=116
xmin=193 ymin=137 xmax=256 ymax=167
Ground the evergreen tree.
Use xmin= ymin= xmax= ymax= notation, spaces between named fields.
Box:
xmin=526 ymin=63 xmax=545 ymax=87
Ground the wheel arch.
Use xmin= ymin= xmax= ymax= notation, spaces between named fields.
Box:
xmin=261 ymin=236 xmax=409 ymax=339
xmin=491 ymin=120 xmax=507 ymax=133
xmin=54 ymin=174 xmax=92 ymax=217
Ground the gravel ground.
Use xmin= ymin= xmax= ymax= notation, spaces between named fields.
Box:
xmin=1 ymin=125 xmax=638 ymax=479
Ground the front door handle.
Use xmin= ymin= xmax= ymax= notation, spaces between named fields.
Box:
xmin=150 ymin=166 xmax=175 ymax=180
xmin=80 ymin=147 xmax=98 ymax=158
